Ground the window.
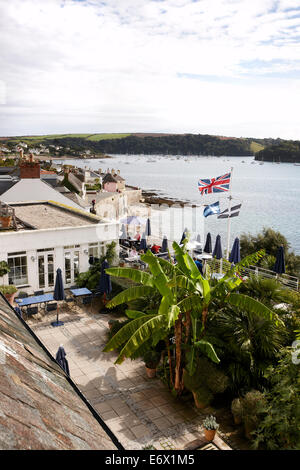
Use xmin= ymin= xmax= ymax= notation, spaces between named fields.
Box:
xmin=88 ymin=242 xmax=105 ymax=258
xmin=7 ymin=252 xmax=28 ymax=286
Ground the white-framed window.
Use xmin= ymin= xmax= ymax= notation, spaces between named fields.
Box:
xmin=7 ymin=252 xmax=28 ymax=286
xmin=88 ymin=242 xmax=105 ymax=258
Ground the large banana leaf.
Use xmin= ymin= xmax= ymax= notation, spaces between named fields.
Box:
xmin=141 ymin=251 xmax=174 ymax=301
xmin=105 ymin=267 xmax=155 ymax=287
xmin=177 ymin=294 xmax=203 ymax=314
xmin=106 ymin=285 xmax=156 ymax=308
xmin=117 ymin=314 xmax=167 ymax=363
xmin=103 ymin=314 xmax=156 ymax=352
xmin=167 ymin=275 xmax=196 ymax=292
xmin=227 ymin=293 xmax=283 ymax=325
xmin=172 ymin=241 xmax=201 ymax=279
xmin=125 ymin=309 xmax=147 ymax=319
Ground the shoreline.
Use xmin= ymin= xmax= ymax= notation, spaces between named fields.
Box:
xmin=126 ymin=184 xmax=197 ymax=207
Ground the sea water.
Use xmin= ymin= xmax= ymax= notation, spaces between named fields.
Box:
xmin=59 ymin=155 xmax=300 ymax=255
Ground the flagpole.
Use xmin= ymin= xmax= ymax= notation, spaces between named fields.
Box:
xmin=226 ymin=167 xmax=234 ymax=260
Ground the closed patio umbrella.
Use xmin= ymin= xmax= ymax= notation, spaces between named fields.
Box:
xmin=145 ymin=218 xmax=151 ymax=236
xmin=203 ymin=233 xmax=212 ymax=253
xmin=161 ymin=236 xmax=168 ymax=253
xmin=274 ymin=245 xmax=285 ymax=274
xmin=55 ymin=345 xmax=70 ymax=375
xmin=229 ymin=237 xmax=241 ymax=264
xmin=140 ymin=234 xmax=147 ymax=252
xmin=212 ymin=234 xmax=223 ymax=259
xmin=51 ymin=268 xmax=65 ymax=327
xmin=98 ymin=259 xmax=112 ymax=304
xmin=120 ymin=223 xmax=127 ymax=239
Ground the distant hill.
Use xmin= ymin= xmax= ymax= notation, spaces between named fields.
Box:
xmin=1 ymin=132 xmax=286 ymax=157
xmin=256 ymin=140 xmax=300 ymax=163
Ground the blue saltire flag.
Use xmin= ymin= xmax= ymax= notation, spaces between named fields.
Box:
xmin=203 ymin=201 xmax=221 ymax=217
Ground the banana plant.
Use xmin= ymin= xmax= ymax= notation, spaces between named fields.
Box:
xmin=103 ymin=242 xmax=280 ymax=394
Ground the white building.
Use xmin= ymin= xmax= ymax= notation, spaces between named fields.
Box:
xmin=0 ymin=201 xmax=119 ymax=294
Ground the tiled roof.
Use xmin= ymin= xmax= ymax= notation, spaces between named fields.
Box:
xmin=0 ymin=294 xmax=118 ymax=450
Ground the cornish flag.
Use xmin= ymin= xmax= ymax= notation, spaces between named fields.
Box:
xmin=217 ymin=203 xmax=242 ymax=219
xmin=203 ymin=201 xmax=221 ymax=217
xmin=198 ymin=172 xmax=231 ymax=196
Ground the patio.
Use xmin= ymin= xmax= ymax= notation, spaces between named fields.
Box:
xmin=28 ymin=302 xmax=245 ymax=450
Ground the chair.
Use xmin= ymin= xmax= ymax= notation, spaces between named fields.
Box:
xmin=26 ymin=306 xmax=39 ymax=317
xmin=46 ymin=302 xmax=57 ymax=312
xmin=15 ymin=292 xmax=28 ymax=302
xmin=82 ymin=296 xmax=92 ymax=305
xmin=64 ymin=296 xmax=74 ymax=303
xmin=34 ymin=290 xmax=44 ymax=296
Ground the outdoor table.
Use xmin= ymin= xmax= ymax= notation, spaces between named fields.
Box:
xmin=124 ymin=255 xmax=140 ymax=262
xmin=70 ymin=287 xmax=92 ymax=297
xmin=16 ymin=293 xmax=54 ymax=306
xmin=211 ymin=273 xmax=225 ymax=280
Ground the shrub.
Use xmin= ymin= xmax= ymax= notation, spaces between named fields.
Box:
xmin=252 ymin=349 xmax=300 ymax=450
xmin=0 ymin=285 xmax=17 ymax=295
xmin=142 ymin=350 xmax=161 ymax=369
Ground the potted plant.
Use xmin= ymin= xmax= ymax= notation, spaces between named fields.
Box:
xmin=231 ymin=397 xmax=243 ymax=425
xmin=202 ymin=415 xmax=219 ymax=441
xmin=240 ymin=390 xmax=265 ymax=440
xmin=142 ymin=350 xmax=161 ymax=378
xmin=0 ymin=261 xmax=17 ymax=305
xmin=0 ymin=284 xmax=18 ymax=305
xmin=108 ymin=319 xmax=117 ymax=331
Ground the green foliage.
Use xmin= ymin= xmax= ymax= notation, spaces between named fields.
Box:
xmin=0 ymin=285 xmax=17 ymax=294
xmin=0 ymin=261 xmax=10 ymax=278
xmin=256 ymin=139 xmax=300 ymax=163
xmin=142 ymin=349 xmax=161 ymax=369
xmin=240 ymin=227 xmax=300 ymax=276
xmin=252 ymin=349 xmax=300 ymax=450
xmin=62 ymin=174 xmax=79 ymax=194
xmin=193 ymin=387 xmax=214 ymax=408
xmin=231 ymin=398 xmax=243 ymax=418
xmin=183 ymin=357 xmax=229 ymax=396
xmin=75 ymin=241 xmax=117 ymax=289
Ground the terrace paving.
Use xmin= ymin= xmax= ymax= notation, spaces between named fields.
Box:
xmin=28 ymin=303 xmax=245 ymax=451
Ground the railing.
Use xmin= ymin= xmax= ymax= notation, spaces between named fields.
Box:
xmin=205 ymin=258 xmax=299 ymax=292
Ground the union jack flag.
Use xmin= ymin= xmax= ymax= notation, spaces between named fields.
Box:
xmin=198 ymin=172 xmax=231 ymax=196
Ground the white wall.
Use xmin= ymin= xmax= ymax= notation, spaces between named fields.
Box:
xmin=0 ymin=221 xmax=119 ymax=293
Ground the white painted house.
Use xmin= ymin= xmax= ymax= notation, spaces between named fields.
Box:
xmin=0 ymin=201 xmax=119 ymax=294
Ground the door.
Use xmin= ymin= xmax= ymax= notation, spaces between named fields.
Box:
xmin=38 ymin=250 xmax=55 ymax=291
xmin=64 ymin=246 xmax=80 ymax=286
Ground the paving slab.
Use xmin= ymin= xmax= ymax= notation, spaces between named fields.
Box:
xmin=29 ymin=307 xmax=235 ymax=450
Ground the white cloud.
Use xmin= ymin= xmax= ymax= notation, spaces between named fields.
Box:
xmin=0 ymin=0 xmax=300 ymax=138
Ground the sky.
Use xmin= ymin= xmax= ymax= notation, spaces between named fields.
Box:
xmin=1 ymin=0 xmax=300 ymax=139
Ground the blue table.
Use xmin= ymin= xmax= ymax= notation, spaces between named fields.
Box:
xmin=16 ymin=293 xmax=54 ymax=306
xmin=70 ymin=288 xmax=92 ymax=297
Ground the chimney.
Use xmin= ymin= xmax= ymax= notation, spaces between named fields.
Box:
xmin=19 ymin=153 xmax=41 ymax=179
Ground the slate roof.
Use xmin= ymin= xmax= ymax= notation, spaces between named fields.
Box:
xmin=0 ymin=178 xmax=84 ymax=211
xmin=102 ymin=173 xmax=118 ymax=184
xmin=0 ymin=294 xmax=119 ymax=450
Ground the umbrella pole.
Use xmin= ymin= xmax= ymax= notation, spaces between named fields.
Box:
xmin=56 ymin=304 xmax=59 ymax=324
